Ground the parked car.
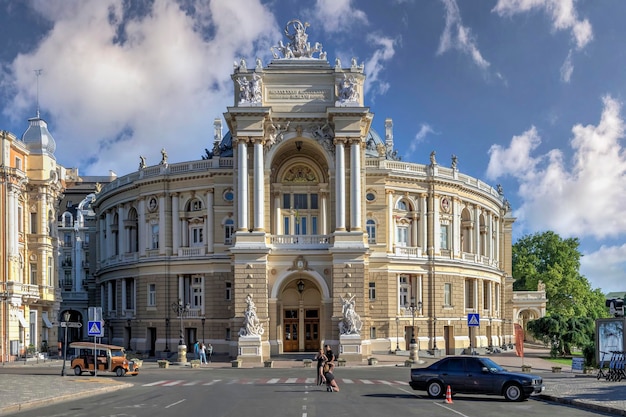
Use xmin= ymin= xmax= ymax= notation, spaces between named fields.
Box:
xmin=409 ymin=356 xmax=544 ymax=401
xmin=69 ymin=342 xmax=140 ymax=377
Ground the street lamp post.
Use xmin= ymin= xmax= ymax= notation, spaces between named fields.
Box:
xmin=395 ymin=317 xmax=400 ymax=352
xmin=61 ymin=311 xmax=71 ymax=376
xmin=433 ymin=317 xmax=438 ymax=351
xmin=201 ymin=317 xmax=206 ymax=343
xmin=171 ymin=299 xmax=190 ymax=363
xmin=406 ymin=301 xmax=420 ymax=362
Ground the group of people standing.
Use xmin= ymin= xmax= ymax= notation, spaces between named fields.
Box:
xmin=193 ymin=341 xmax=213 ymax=365
xmin=315 ymin=344 xmax=340 ymax=392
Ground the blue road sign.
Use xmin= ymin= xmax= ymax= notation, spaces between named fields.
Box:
xmin=467 ymin=313 xmax=480 ymax=327
xmin=87 ymin=320 xmax=104 ymax=337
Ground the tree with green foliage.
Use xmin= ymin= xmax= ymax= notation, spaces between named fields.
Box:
xmin=526 ymin=314 xmax=595 ymax=358
xmin=513 ymin=231 xmax=608 ymax=320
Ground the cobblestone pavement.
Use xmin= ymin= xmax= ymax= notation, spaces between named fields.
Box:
xmin=1 ymin=346 xmax=625 ymax=416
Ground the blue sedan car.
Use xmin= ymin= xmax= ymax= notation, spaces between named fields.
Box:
xmin=409 ymin=356 xmax=544 ymax=401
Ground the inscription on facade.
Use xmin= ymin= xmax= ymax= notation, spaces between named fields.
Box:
xmin=267 ymin=88 xmax=331 ymax=101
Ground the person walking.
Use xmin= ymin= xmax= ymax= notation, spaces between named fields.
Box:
xmin=199 ymin=342 xmax=207 ymax=365
xmin=314 ymin=348 xmax=328 ymax=385
xmin=193 ymin=340 xmax=200 ymax=360
xmin=207 ymin=343 xmax=213 ymax=362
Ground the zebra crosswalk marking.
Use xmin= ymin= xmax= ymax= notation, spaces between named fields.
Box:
xmin=142 ymin=378 xmax=402 ymax=387
xmin=267 ymin=378 xmax=280 ymax=384
xmin=202 ymin=380 xmax=221 ymax=385
xmin=285 ymin=378 xmax=298 ymax=384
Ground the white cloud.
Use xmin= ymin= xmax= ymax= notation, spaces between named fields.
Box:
xmin=493 ymin=0 xmax=593 ymax=50
xmin=312 ymin=0 xmax=368 ymax=33
xmin=560 ymin=49 xmax=574 ymax=83
xmin=3 ymin=0 xmax=277 ymax=175
xmin=363 ymin=34 xmax=396 ymax=99
xmin=405 ymin=123 xmax=435 ymax=160
xmin=437 ymin=0 xmax=490 ymax=70
xmin=487 ymin=96 xmax=626 ymax=241
xmin=581 ymin=244 xmax=626 ymax=294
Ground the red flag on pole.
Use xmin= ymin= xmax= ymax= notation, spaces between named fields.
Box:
xmin=514 ymin=323 xmax=524 ymax=358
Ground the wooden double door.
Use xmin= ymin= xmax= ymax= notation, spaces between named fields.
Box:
xmin=283 ymin=308 xmax=320 ymax=352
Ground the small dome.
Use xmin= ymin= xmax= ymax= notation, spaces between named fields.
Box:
xmin=21 ymin=116 xmax=57 ymax=158
xmin=364 ymin=128 xmax=385 ymax=158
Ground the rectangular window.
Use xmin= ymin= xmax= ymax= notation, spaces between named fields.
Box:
xmin=30 ymin=212 xmax=37 ymax=234
xmin=440 ymin=224 xmax=449 ymax=250
xmin=370 ymin=327 xmax=376 ymax=339
xmin=283 ymin=194 xmax=290 ymax=209
xmin=191 ymin=276 xmax=203 ymax=308
xmin=283 ymin=216 xmax=290 ymax=235
xmin=151 ymin=224 xmax=159 ymax=249
xmin=483 ymin=281 xmax=491 ymax=311
xmin=299 ymin=217 xmax=307 ymax=235
xmin=495 ymin=284 xmax=500 ymax=312
xmin=225 ymin=328 xmax=231 ymax=340
xmin=47 ymin=257 xmax=53 ymax=286
xmin=399 ymin=276 xmax=409 ymax=308
xmin=225 ymin=282 xmax=232 ymax=300
xmin=368 ymin=282 xmax=376 ymax=301
xmin=465 ymin=279 xmax=475 ymax=309
xmin=444 ymin=283 xmax=452 ymax=306
xmin=64 ymin=233 xmax=72 ymax=247
xmin=191 ymin=227 xmax=204 ymax=246
xmin=310 ymin=194 xmax=318 ymax=209
xmin=30 ymin=263 xmax=37 ymax=285
xmin=225 ymin=220 xmax=234 ymax=245
xmin=293 ymin=194 xmax=308 ymax=209
xmin=311 ymin=216 xmax=318 ymax=235
xmin=15 ymin=156 xmax=22 ymax=170
xmin=125 ymin=279 xmax=135 ymax=310
xmin=396 ymin=226 xmax=408 ymax=247
xmin=148 ymin=284 xmax=156 ymax=306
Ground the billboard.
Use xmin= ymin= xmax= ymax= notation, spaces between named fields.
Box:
xmin=595 ymin=318 xmax=625 ymax=364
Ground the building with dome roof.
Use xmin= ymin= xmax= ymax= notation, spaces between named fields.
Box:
xmin=91 ymin=20 xmax=516 ymax=362
xmin=0 ymin=113 xmax=66 ymax=362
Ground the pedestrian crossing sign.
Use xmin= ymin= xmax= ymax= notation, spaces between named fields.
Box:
xmin=88 ymin=320 xmax=104 ymax=337
xmin=467 ymin=313 xmax=480 ymax=327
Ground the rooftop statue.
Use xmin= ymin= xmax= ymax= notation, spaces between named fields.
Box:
xmin=271 ymin=19 xmax=325 ymax=59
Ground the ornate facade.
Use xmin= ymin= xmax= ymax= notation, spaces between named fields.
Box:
xmin=93 ymin=20 xmax=515 ymax=361
xmin=0 ymin=115 xmax=65 ymax=362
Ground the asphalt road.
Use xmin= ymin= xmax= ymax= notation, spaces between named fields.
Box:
xmin=3 ymin=366 xmax=619 ymax=417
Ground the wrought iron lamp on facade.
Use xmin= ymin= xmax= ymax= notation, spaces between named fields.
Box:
xmin=171 ymin=299 xmax=190 ymax=363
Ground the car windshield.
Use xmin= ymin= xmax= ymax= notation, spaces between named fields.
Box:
xmin=111 ymin=350 xmax=124 ymax=357
xmin=480 ymin=358 xmax=505 ymax=372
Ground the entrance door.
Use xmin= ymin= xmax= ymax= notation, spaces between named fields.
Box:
xmin=283 ymin=309 xmax=299 ymax=352
xmin=304 ymin=309 xmax=320 ymax=351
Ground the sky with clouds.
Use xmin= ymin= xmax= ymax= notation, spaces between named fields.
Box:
xmin=1 ymin=0 xmax=625 ymax=294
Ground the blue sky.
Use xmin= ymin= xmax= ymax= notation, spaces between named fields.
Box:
xmin=1 ymin=0 xmax=625 ymax=294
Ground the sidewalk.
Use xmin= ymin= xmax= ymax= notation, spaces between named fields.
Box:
xmin=1 ymin=346 xmax=625 ymax=416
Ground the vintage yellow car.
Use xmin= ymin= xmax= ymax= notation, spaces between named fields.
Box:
xmin=69 ymin=342 xmax=140 ymax=377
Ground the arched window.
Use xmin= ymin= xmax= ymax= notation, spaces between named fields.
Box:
xmin=366 ymin=219 xmax=376 ymax=244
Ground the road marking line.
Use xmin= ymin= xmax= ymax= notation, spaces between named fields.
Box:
xmin=285 ymin=378 xmax=298 ymax=383
xmin=202 ymin=380 xmax=221 ymax=385
xmin=361 ymin=379 xmax=374 ymax=384
xmin=165 ymin=399 xmax=186 ymax=408
xmin=342 ymin=379 xmax=354 ymax=384
xmin=162 ymin=380 xmax=184 ymax=386
xmin=143 ymin=380 xmax=168 ymax=386
xmin=267 ymin=378 xmax=280 ymax=384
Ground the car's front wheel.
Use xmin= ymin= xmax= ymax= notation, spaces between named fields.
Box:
xmin=503 ymin=383 xmax=524 ymax=401
xmin=116 ymin=367 xmax=126 ymax=377
xmin=426 ymin=381 xmax=444 ymax=398
xmin=73 ymin=366 xmax=82 ymax=376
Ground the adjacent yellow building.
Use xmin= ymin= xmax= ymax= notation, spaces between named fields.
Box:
xmin=0 ymin=114 xmax=65 ymax=362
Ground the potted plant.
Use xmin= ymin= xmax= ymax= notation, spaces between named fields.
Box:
xmin=190 ymin=359 xmax=201 ymax=368
xmin=157 ymin=359 xmax=170 ymax=369
xmin=521 ymin=364 xmax=532 ymax=373
xmin=368 ymin=357 xmax=378 ymax=365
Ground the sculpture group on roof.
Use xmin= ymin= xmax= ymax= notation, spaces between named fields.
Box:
xmin=271 ymin=19 xmax=325 ymax=59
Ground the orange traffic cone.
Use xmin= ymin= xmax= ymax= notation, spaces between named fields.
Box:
xmin=445 ymin=385 xmax=453 ymax=404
